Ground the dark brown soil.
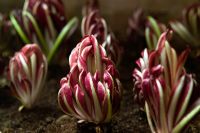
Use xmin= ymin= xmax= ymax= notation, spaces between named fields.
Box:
xmin=0 ymin=54 xmax=200 ymax=133
xmin=0 ymin=78 xmax=150 ymax=132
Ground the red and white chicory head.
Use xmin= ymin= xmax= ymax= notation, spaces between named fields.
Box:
xmin=58 ymin=35 xmax=122 ymax=124
xmin=8 ymin=44 xmax=47 ymax=110
xmin=133 ymin=31 xmax=200 ymax=132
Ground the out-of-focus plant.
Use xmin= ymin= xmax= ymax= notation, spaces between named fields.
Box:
xmin=0 ymin=13 xmax=12 ymax=56
xmin=0 ymin=13 xmax=21 ymax=88
xmin=127 ymin=11 xmax=167 ymax=60
xmin=127 ymin=8 xmax=146 ymax=39
xmin=0 ymin=13 xmax=9 ymax=87
xmin=8 ymin=44 xmax=47 ymax=111
xmin=10 ymin=0 xmax=78 ymax=63
xmin=0 ymin=13 xmax=20 ymax=59
xmin=58 ymin=35 xmax=122 ymax=124
xmin=126 ymin=8 xmax=147 ymax=62
xmin=145 ymin=16 xmax=167 ymax=50
xmin=81 ymin=1 xmax=121 ymax=65
xmin=82 ymin=9 xmax=107 ymax=45
xmin=170 ymin=3 xmax=200 ymax=56
xmin=82 ymin=0 xmax=99 ymax=16
xmin=133 ymin=31 xmax=200 ymax=133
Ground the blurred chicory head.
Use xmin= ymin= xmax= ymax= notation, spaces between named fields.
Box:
xmin=0 ymin=13 xmax=9 ymax=76
xmin=81 ymin=9 xmax=107 ymax=44
xmin=25 ymin=0 xmax=67 ymax=32
xmin=0 ymin=13 xmax=21 ymax=88
xmin=170 ymin=3 xmax=200 ymax=56
xmin=10 ymin=0 xmax=78 ymax=63
xmin=8 ymin=44 xmax=47 ymax=111
xmin=127 ymin=8 xmax=146 ymax=37
xmin=0 ymin=13 xmax=21 ymax=56
xmin=127 ymin=11 xmax=167 ymax=62
xmin=126 ymin=9 xmax=147 ymax=61
xmin=58 ymin=35 xmax=122 ymax=124
xmin=133 ymin=31 xmax=200 ymax=132
xmin=82 ymin=0 xmax=99 ymax=16
xmin=81 ymin=4 xmax=121 ymax=65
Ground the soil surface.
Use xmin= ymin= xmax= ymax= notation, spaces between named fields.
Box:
xmin=0 ymin=46 xmax=200 ymax=133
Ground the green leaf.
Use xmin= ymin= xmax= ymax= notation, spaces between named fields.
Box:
xmin=170 ymin=21 xmax=198 ymax=47
xmin=10 ymin=13 xmax=30 ymax=44
xmin=172 ymin=105 xmax=200 ymax=133
xmin=47 ymin=17 xmax=78 ymax=63
xmin=148 ymin=16 xmax=161 ymax=37
xmin=23 ymin=11 xmax=48 ymax=54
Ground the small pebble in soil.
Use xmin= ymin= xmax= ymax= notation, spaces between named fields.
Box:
xmin=45 ymin=117 xmax=54 ymax=124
